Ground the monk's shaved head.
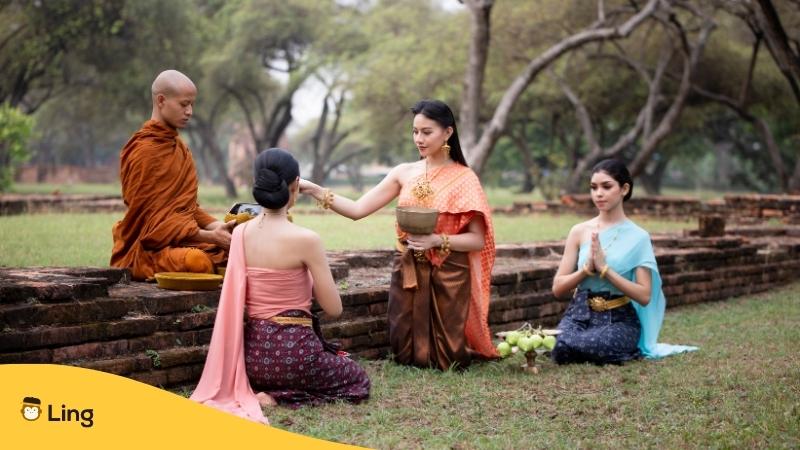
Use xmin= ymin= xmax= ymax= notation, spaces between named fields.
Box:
xmin=150 ymin=70 xmax=197 ymax=129
xmin=151 ymin=70 xmax=196 ymax=101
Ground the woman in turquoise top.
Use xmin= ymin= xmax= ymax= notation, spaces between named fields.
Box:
xmin=551 ymin=159 xmax=697 ymax=365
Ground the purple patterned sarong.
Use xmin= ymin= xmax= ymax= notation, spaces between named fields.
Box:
xmin=244 ymin=310 xmax=370 ymax=408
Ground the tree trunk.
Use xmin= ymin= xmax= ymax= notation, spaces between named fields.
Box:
xmin=192 ymin=116 xmax=238 ymax=199
xmin=460 ymin=0 xmax=493 ymax=151
xmin=713 ymin=140 xmax=734 ymax=190
xmin=788 ymin=156 xmax=800 ymax=193
xmin=510 ymin=130 xmax=535 ymax=193
xmin=345 ymin=163 xmax=364 ymax=192
xmin=638 ymin=153 xmax=670 ymax=195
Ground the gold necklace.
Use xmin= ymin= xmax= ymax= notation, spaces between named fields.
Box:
xmin=411 ymin=161 xmax=447 ymax=203
xmin=258 ymin=210 xmax=288 ymax=228
xmin=599 ymin=223 xmax=623 ymax=252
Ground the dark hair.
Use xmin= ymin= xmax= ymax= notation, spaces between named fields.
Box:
xmin=252 ymin=148 xmax=300 ymax=209
xmin=591 ymin=159 xmax=633 ymax=201
xmin=410 ymin=99 xmax=468 ymax=167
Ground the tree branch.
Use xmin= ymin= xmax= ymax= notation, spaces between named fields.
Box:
xmin=467 ymin=0 xmax=661 ymax=173
xmin=629 ymin=16 xmax=716 ymax=176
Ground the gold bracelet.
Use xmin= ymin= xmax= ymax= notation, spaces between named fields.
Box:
xmin=316 ymin=189 xmax=334 ymax=210
xmin=599 ymin=264 xmax=609 ymax=279
xmin=582 ymin=264 xmax=595 ymax=276
xmin=439 ymin=234 xmax=451 ymax=256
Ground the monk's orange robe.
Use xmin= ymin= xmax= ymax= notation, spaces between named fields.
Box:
xmin=111 ymin=120 xmax=226 ymax=280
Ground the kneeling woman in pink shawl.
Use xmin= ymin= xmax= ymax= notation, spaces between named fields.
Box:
xmin=191 ymin=149 xmax=370 ymax=424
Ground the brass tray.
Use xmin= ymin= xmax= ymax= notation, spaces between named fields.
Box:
xmin=154 ymin=272 xmax=223 ymax=291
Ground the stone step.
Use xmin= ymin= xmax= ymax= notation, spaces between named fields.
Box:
xmin=489 ymin=292 xmax=563 ymax=311
xmin=129 ymin=362 xmax=206 ymax=388
xmin=488 ymin=301 xmax=566 ymax=325
xmin=78 ymin=345 xmax=208 ymax=386
xmin=0 ymin=316 xmax=159 ymax=352
xmin=313 ymin=298 xmax=388 ymax=321
xmin=0 ymin=267 xmax=128 ymax=305
xmin=320 ymin=314 xmax=387 ymax=340
xmin=1 ymin=289 xmax=220 ymax=331
xmin=107 ymin=283 xmax=221 ymax=315
xmin=0 ymin=328 xmax=214 ymax=364
xmin=337 ymin=285 xmax=389 ymax=308
xmin=0 ymin=296 xmax=142 ymax=330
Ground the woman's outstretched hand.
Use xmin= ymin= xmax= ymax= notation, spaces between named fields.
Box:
xmin=406 ymin=233 xmax=442 ymax=251
xmin=299 ymin=179 xmax=321 ymax=198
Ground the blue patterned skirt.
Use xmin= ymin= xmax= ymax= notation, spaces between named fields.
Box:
xmin=551 ymin=290 xmax=642 ymax=365
xmin=244 ymin=310 xmax=370 ymax=408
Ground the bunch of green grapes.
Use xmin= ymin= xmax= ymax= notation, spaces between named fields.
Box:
xmin=496 ymin=326 xmax=557 ymax=358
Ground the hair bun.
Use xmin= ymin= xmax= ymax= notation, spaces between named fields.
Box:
xmin=251 ymin=148 xmax=300 ymax=210
xmin=254 ymin=168 xmax=287 ymax=193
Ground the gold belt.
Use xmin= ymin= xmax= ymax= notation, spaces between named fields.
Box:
xmin=588 ymin=295 xmax=631 ymax=312
xmin=268 ymin=316 xmax=313 ymax=327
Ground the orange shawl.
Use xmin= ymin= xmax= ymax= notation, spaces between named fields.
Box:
xmin=111 ymin=120 xmax=223 ymax=280
xmin=397 ymin=163 xmax=498 ymax=359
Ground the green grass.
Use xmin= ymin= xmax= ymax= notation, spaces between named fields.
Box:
xmin=266 ymin=283 xmax=800 ymax=448
xmin=0 ymin=211 xmax=691 ymax=267
xmin=7 ymin=182 xmax=123 ymax=196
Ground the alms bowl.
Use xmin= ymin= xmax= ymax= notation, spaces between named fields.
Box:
xmin=396 ymin=206 xmax=439 ymax=234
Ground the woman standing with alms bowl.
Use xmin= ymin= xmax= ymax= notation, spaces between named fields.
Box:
xmin=300 ymin=99 xmax=497 ymax=370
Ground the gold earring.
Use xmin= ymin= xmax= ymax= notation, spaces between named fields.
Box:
xmin=442 ymin=142 xmax=451 ymax=159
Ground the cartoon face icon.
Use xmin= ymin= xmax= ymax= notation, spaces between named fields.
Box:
xmin=22 ymin=397 xmax=41 ymax=421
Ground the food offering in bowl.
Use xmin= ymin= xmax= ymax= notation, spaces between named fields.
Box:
xmin=396 ymin=206 xmax=439 ymax=235
xmin=154 ymin=272 xmax=223 ymax=291
xmin=223 ymin=202 xmax=263 ymax=225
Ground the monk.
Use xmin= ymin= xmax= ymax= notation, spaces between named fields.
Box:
xmin=111 ymin=70 xmax=234 ymax=281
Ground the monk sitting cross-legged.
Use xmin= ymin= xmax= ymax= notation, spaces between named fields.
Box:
xmin=111 ymin=70 xmax=234 ymax=281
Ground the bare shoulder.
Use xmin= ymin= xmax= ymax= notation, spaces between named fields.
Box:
xmin=291 ymin=224 xmax=323 ymax=248
xmin=568 ymin=219 xmax=595 ymax=244
xmin=394 ymin=161 xmax=423 ymax=185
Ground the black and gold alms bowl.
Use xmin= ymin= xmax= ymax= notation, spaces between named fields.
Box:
xmin=396 ymin=206 xmax=439 ymax=235
xmin=223 ymin=202 xmax=263 ymax=224
xmin=154 ymin=272 xmax=223 ymax=291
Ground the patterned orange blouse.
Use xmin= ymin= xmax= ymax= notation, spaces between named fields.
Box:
xmin=396 ymin=163 xmax=498 ymax=359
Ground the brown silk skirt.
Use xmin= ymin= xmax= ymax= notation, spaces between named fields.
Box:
xmin=388 ymin=250 xmax=471 ymax=371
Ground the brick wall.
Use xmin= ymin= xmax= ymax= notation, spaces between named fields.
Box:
xmin=506 ymin=194 xmax=800 ymax=222
xmin=1 ymin=226 xmax=798 ymax=388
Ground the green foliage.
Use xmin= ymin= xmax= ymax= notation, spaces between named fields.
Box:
xmin=144 ymin=349 xmax=161 ymax=368
xmin=0 ymin=0 xmax=128 ymax=111
xmin=2 ymin=0 xmax=797 ymax=194
xmin=0 ymin=103 xmax=34 ymax=191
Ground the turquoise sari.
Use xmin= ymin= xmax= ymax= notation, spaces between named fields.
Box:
xmin=577 ymin=220 xmax=698 ymax=359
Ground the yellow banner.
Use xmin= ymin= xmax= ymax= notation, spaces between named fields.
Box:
xmin=1 ymin=364 xmax=364 ymax=449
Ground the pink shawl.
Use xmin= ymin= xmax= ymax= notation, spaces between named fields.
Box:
xmin=190 ymin=225 xmax=267 ymax=424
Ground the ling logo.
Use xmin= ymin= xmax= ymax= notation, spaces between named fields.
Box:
xmin=21 ymin=396 xmax=95 ymax=428
xmin=22 ymin=397 xmax=42 ymax=421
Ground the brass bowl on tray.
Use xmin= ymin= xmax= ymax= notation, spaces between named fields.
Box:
xmin=396 ymin=206 xmax=439 ymax=235
xmin=154 ymin=272 xmax=223 ymax=291
xmin=223 ymin=202 xmax=263 ymax=225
